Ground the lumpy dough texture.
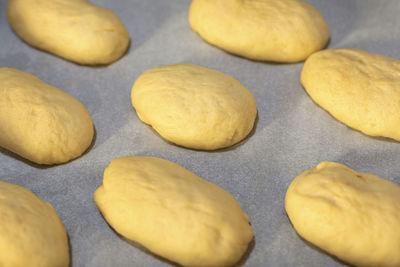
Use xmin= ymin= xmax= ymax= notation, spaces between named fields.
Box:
xmin=0 ymin=181 xmax=69 ymax=267
xmin=0 ymin=68 xmax=94 ymax=165
xmin=301 ymin=49 xmax=400 ymax=141
xmin=94 ymin=156 xmax=253 ymax=267
xmin=189 ymin=0 xmax=329 ymax=62
xmin=285 ymin=161 xmax=400 ymax=267
xmin=131 ymin=64 xmax=257 ymax=150
xmin=7 ymin=0 xmax=129 ymax=65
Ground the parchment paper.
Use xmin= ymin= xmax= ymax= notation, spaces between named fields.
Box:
xmin=1 ymin=0 xmax=400 ymax=266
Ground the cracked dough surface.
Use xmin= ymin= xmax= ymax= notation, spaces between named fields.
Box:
xmin=131 ymin=64 xmax=257 ymax=150
xmin=0 ymin=181 xmax=69 ymax=267
xmin=189 ymin=0 xmax=329 ymax=62
xmin=7 ymin=0 xmax=129 ymax=65
xmin=0 ymin=68 xmax=94 ymax=165
xmin=285 ymin=161 xmax=400 ymax=267
xmin=301 ymin=49 xmax=400 ymax=141
xmin=94 ymin=156 xmax=253 ymax=267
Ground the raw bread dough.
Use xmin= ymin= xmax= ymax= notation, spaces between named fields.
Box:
xmin=189 ymin=0 xmax=329 ymax=63
xmin=7 ymin=0 xmax=129 ymax=65
xmin=0 ymin=68 xmax=94 ymax=165
xmin=301 ymin=49 xmax=400 ymax=141
xmin=94 ymin=156 xmax=253 ymax=267
xmin=131 ymin=64 xmax=257 ymax=150
xmin=0 ymin=180 xmax=69 ymax=267
xmin=285 ymin=161 xmax=400 ymax=267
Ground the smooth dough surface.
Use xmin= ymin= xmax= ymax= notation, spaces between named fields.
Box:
xmin=189 ymin=0 xmax=329 ymax=62
xmin=301 ymin=49 xmax=400 ymax=141
xmin=94 ymin=156 xmax=253 ymax=267
xmin=0 ymin=68 xmax=94 ymax=165
xmin=131 ymin=64 xmax=257 ymax=150
xmin=285 ymin=161 xmax=400 ymax=267
xmin=7 ymin=0 xmax=129 ymax=65
xmin=0 ymin=181 xmax=69 ymax=267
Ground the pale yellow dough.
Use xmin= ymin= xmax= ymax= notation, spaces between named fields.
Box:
xmin=94 ymin=156 xmax=253 ymax=267
xmin=301 ymin=49 xmax=400 ymax=141
xmin=189 ymin=0 xmax=329 ymax=62
xmin=7 ymin=0 xmax=129 ymax=65
xmin=285 ymin=161 xmax=400 ymax=267
xmin=0 ymin=68 xmax=94 ymax=165
xmin=0 ymin=181 xmax=69 ymax=267
xmin=131 ymin=64 xmax=257 ymax=150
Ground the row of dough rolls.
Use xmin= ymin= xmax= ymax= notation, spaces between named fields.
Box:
xmin=3 ymin=0 xmax=400 ymax=266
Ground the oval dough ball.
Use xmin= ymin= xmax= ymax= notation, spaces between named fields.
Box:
xmin=131 ymin=64 xmax=257 ymax=150
xmin=0 ymin=181 xmax=69 ymax=267
xmin=0 ymin=68 xmax=94 ymax=165
xmin=301 ymin=49 xmax=400 ymax=141
xmin=189 ymin=0 xmax=329 ymax=63
xmin=94 ymin=156 xmax=253 ymax=267
xmin=285 ymin=161 xmax=400 ymax=267
xmin=7 ymin=0 xmax=129 ymax=65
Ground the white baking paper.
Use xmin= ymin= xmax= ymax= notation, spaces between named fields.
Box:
xmin=1 ymin=0 xmax=400 ymax=266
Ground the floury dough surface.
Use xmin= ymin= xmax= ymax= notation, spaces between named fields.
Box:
xmin=7 ymin=0 xmax=130 ymax=65
xmin=189 ymin=0 xmax=329 ymax=62
xmin=0 ymin=181 xmax=69 ymax=267
xmin=1 ymin=0 xmax=400 ymax=266
xmin=301 ymin=49 xmax=400 ymax=142
xmin=131 ymin=64 xmax=257 ymax=150
xmin=285 ymin=161 xmax=400 ymax=267
xmin=94 ymin=156 xmax=253 ymax=267
xmin=0 ymin=68 xmax=94 ymax=165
